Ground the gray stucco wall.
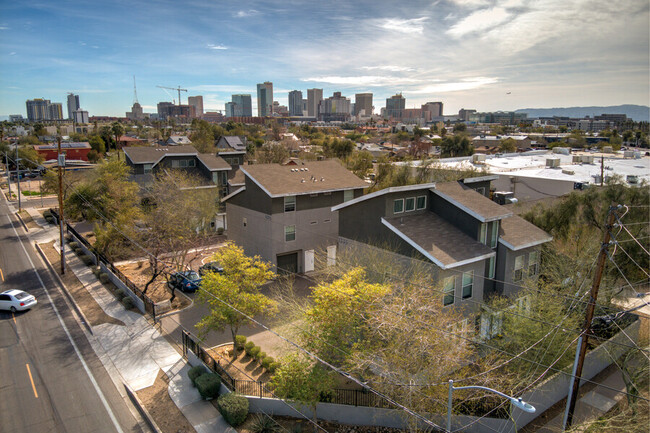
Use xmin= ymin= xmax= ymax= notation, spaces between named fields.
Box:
xmin=495 ymin=244 xmax=542 ymax=298
xmin=492 ymin=175 xmax=575 ymax=202
xmin=430 ymin=193 xmax=480 ymax=239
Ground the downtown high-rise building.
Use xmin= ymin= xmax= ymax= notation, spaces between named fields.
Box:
xmin=385 ymin=93 xmax=405 ymax=119
xmin=67 ymin=93 xmax=80 ymax=120
xmin=256 ymin=82 xmax=273 ymax=117
xmin=288 ymin=90 xmax=303 ymax=116
xmin=307 ymin=88 xmax=323 ymax=118
xmin=26 ymin=98 xmax=63 ymax=122
xmin=188 ymin=96 xmax=204 ymax=118
xmin=422 ymin=101 xmax=444 ymax=118
xmin=232 ymin=94 xmax=252 ymax=117
xmin=319 ymin=92 xmax=351 ymax=122
xmin=354 ymin=93 xmax=373 ymax=116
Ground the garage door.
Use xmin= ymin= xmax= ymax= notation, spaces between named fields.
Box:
xmin=277 ymin=252 xmax=298 ymax=274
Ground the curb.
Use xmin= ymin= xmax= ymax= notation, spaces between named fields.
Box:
xmin=124 ymin=383 xmax=163 ymax=433
xmin=15 ymin=210 xmax=29 ymax=232
xmin=34 ymin=242 xmax=94 ymax=335
xmin=155 ymin=290 xmax=194 ymax=320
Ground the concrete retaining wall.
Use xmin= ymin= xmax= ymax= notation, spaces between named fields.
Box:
xmin=68 ymin=230 xmax=97 ymax=265
xmin=98 ymin=261 xmax=146 ymax=314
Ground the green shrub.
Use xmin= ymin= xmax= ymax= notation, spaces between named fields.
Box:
xmin=115 ymin=289 xmax=126 ymax=300
xmin=235 ymin=335 xmax=247 ymax=351
xmin=43 ymin=210 xmax=52 ymax=218
xmin=92 ymin=267 xmax=101 ymax=277
xmin=45 ymin=216 xmax=54 ymax=224
xmin=81 ymin=255 xmax=94 ymax=266
xmin=195 ymin=373 xmax=221 ymax=400
xmin=257 ymin=351 xmax=266 ymax=362
xmin=217 ymin=393 xmax=249 ymax=426
xmin=121 ymin=296 xmax=135 ymax=309
xmin=64 ymin=234 xmax=72 ymax=242
xmin=249 ymin=414 xmax=279 ymax=433
xmin=217 ymin=227 xmax=224 ymax=235
xmin=188 ymin=365 xmax=208 ymax=386
xmin=69 ymin=242 xmax=79 ymax=249
xmin=249 ymin=346 xmax=261 ymax=359
xmin=268 ymin=362 xmax=280 ymax=373
xmin=74 ymin=247 xmax=84 ymax=256
xmin=261 ymin=356 xmax=274 ymax=370
xmin=99 ymin=273 xmax=109 ymax=284
xmin=244 ymin=341 xmax=255 ymax=355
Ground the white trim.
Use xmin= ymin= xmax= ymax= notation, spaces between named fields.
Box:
xmin=216 ymin=150 xmax=246 ymax=155
xmin=463 ymin=175 xmax=499 ymax=184
xmin=332 ymin=183 xmax=436 ymax=212
xmin=220 ymin=186 xmax=246 ymax=202
xmin=432 ymin=189 xmax=512 ymax=223
xmin=380 ymin=218 xmax=495 ymax=269
xmin=498 ymin=236 xmax=552 ymax=251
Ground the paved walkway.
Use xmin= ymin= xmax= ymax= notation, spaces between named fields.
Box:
xmin=23 ymin=207 xmax=229 ymax=433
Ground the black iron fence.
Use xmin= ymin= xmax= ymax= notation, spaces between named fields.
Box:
xmin=181 ymin=331 xmax=396 ymax=409
xmin=52 ymin=209 xmax=157 ymax=321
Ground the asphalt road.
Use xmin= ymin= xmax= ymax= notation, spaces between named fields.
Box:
xmin=0 ymin=195 xmax=144 ymax=433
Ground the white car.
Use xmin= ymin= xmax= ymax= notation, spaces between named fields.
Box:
xmin=0 ymin=289 xmax=37 ymax=312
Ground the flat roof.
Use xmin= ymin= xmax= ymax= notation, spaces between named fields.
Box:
xmin=383 ymin=213 xmax=495 ymax=269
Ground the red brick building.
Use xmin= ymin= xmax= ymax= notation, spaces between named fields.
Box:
xmin=34 ymin=142 xmax=92 ymax=162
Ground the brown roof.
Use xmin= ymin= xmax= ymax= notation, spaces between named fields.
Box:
xmin=197 ymin=153 xmax=231 ymax=171
xmin=433 ymin=181 xmax=513 ymax=222
xmin=228 ymin=168 xmax=246 ymax=186
xmin=123 ymin=145 xmax=197 ymax=164
xmin=240 ymin=160 xmax=368 ymax=197
xmin=499 ymin=215 xmax=552 ymax=250
xmin=384 ymin=213 xmax=495 ymax=269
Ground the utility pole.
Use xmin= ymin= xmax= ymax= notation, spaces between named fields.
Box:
xmin=15 ymin=145 xmax=21 ymax=211
xmin=57 ymin=136 xmax=66 ymax=275
xmin=4 ymin=152 xmax=11 ymax=198
xmin=600 ymin=156 xmax=604 ymax=186
xmin=563 ymin=205 xmax=618 ymax=430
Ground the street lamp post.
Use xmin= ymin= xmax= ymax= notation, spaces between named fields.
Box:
xmin=446 ymin=380 xmax=536 ymax=433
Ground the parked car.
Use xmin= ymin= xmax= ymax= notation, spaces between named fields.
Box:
xmin=167 ymin=271 xmax=202 ymax=293
xmin=198 ymin=262 xmax=224 ymax=277
xmin=0 ymin=289 xmax=37 ymax=312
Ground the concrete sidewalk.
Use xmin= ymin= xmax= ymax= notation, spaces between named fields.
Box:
xmin=23 ymin=207 xmax=230 ymax=433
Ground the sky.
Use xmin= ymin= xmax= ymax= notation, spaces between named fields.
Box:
xmin=0 ymin=0 xmax=649 ymax=118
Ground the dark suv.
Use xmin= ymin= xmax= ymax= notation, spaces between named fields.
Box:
xmin=198 ymin=262 xmax=224 ymax=277
xmin=167 ymin=270 xmax=201 ymax=293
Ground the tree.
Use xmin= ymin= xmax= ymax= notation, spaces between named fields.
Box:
xmin=271 ymin=354 xmax=335 ymax=432
xmin=254 ymin=143 xmax=290 ymax=164
xmin=88 ymin=135 xmax=106 ymax=154
xmin=440 ymin=134 xmax=474 ymax=157
xmin=111 ymin=122 xmax=124 ymax=150
xmin=346 ymin=150 xmax=373 ymax=179
xmin=499 ymin=137 xmax=517 ymax=153
xmin=197 ymin=242 xmax=276 ymax=344
xmin=453 ymin=122 xmax=467 ymax=132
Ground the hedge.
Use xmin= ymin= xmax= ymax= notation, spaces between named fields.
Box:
xmin=69 ymin=242 xmax=79 ymax=249
xmin=257 ymin=351 xmax=266 ymax=362
xmin=188 ymin=365 xmax=207 ymax=386
xmin=195 ymin=373 xmax=221 ymax=400
xmin=81 ymin=255 xmax=94 ymax=266
xmin=121 ymin=297 xmax=134 ymax=309
xmin=99 ymin=273 xmax=110 ymax=284
xmin=235 ymin=335 xmax=247 ymax=351
xmin=268 ymin=362 xmax=280 ymax=373
xmin=249 ymin=346 xmax=261 ymax=359
xmin=261 ymin=356 xmax=274 ymax=370
xmin=244 ymin=341 xmax=255 ymax=355
xmin=217 ymin=393 xmax=249 ymax=426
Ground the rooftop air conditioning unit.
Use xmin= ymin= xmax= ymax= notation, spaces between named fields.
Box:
xmin=581 ymin=155 xmax=594 ymax=164
xmin=562 ymin=169 xmax=575 ymax=175
xmin=572 ymin=155 xmax=582 ymax=164
xmin=472 ymin=154 xmax=486 ymax=163
xmin=546 ymin=158 xmax=560 ymax=168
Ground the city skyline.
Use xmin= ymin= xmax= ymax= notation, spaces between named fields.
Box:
xmin=0 ymin=0 xmax=648 ymax=118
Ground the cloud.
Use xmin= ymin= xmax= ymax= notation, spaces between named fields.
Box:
xmin=0 ymin=26 xmax=8 ymax=30
xmin=447 ymin=7 xmax=511 ymax=38
xmin=207 ymin=44 xmax=228 ymax=50
xmin=234 ymin=9 xmax=259 ymax=18
xmin=378 ymin=17 xmax=429 ymax=34
xmin=188 ymin=84 xmax=253 ymax=93
xmin=449 ymin=0 xmax=492 ymax=6
xmin=9 ymin=52 xmax=16 ymax=56
xmin=410 ymin=77 xmax=498 ymax=93
xmin=301 ymin=75 xmax=424 ymax=86
xmin=361 ymin=65 xmax=415 ymax=72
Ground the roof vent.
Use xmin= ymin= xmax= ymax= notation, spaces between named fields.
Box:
xmin=321 ymin=177 xmax=325 ymax=181
xmin=301 ymin=179 xmax=305 ymax=183
xmin=305 ymin=168 xmax=309 ymax=171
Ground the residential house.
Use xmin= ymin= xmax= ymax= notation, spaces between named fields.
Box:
xmin=123 ymin=145 xmax=231 ymax=196
xmin=166 ymin=135 xmax=192 ymax=146
xmin=34 ymin=142 xmax=92 ymax=162
xmin=222 ymin=160 xmax=368 ymax=273
xmin=216 ymin=136 xmax=247 ymax=168
xmin=332 ymin=177 xmax=551 ymax=317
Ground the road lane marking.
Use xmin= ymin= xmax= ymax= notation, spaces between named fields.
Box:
xmin=0 ymin=267 xmax=4 ymax=281
xmin=12 ymin=312 xmax=16 ymax=324
xmin=5 ymin=213 xmax=125 ymax=433
xmin=26 ymin=364 xmax=38 ymax=398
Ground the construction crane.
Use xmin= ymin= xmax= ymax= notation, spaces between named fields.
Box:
xmin=156 ymin=85 xmax=187 ymax=105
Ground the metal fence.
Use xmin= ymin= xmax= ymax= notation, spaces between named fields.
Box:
xmin=181 ymin=331 xmax=396 ymax=408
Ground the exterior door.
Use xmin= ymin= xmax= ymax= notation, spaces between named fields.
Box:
xmin=277 ymin=252 xmax=298 ymax=274
xmin=327 ymin=245 xmax=337 ymax=267
xmin=304 ymin=250 xmax=315 ymax=273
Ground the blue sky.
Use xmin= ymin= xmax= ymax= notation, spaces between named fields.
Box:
xmin=1 ymin=0 xmax=648 ymax=117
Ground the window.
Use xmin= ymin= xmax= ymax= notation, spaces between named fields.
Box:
xmin=393 ymin=199 xmax=404 ymax=214
xmin=479 ymin=223 xmax=487 ymax=244
xmin=285 ymin=225 xmax=296 ymax=242
xmin=488 ymin=256 xmax=495 ymax=279
xmin=416 ymin=195 xmax=426 ymax=210
xmin=405 ymin=197 xmax=415 ymax=212
xmin=476 ymin=187 xmax=486 ymax=196
xmin=188 ymin=159 xmax=195 ymax=167
xmin=323 ymin=219 xmax=331 ymax=223
xmin=529 ymin=251 xmax=540 ymax=276
xmin=513 ymin=255 xmax=525 ymax=282
xmin=179 ymin=159 xmax=188 ymax=168
xmin=284 ymin=196 xmax=296 ymax=212
xmin=490 ymin=221 xmax=499 ymax=248
xmin=143 ymin=164 xmax=152 ymax=174
xmin=171 ymin=160 xmax=179 ymax=168
xmin=462 ymin=271 xmax=473 ymax=299
xmin=343 ymin=190 xmax=354 ymax=202
xmin=443 ymin=276 xmax=456 ymax=306
xmin=243 ymin=217 xmax=247 ymax=227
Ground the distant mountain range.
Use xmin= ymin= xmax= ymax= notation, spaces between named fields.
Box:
xmin=515 ymin=105 xmax=649 ymax=122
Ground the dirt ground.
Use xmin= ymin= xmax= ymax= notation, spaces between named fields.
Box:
xmin=116 ymin=262 xmax=191 ymax=309
xmin=40 ymin=241 xmax=124 ymax=327
xmin=208 ymin=344 xmax=273 ymax=382
xmin=17 ymin=209 xmax=41 ymax=231
xmin=137 ymin=369 xmax=196 ymax=433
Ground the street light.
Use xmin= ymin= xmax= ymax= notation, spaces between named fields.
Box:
xmin=447 ymin=379 xmax=535 ymax=432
